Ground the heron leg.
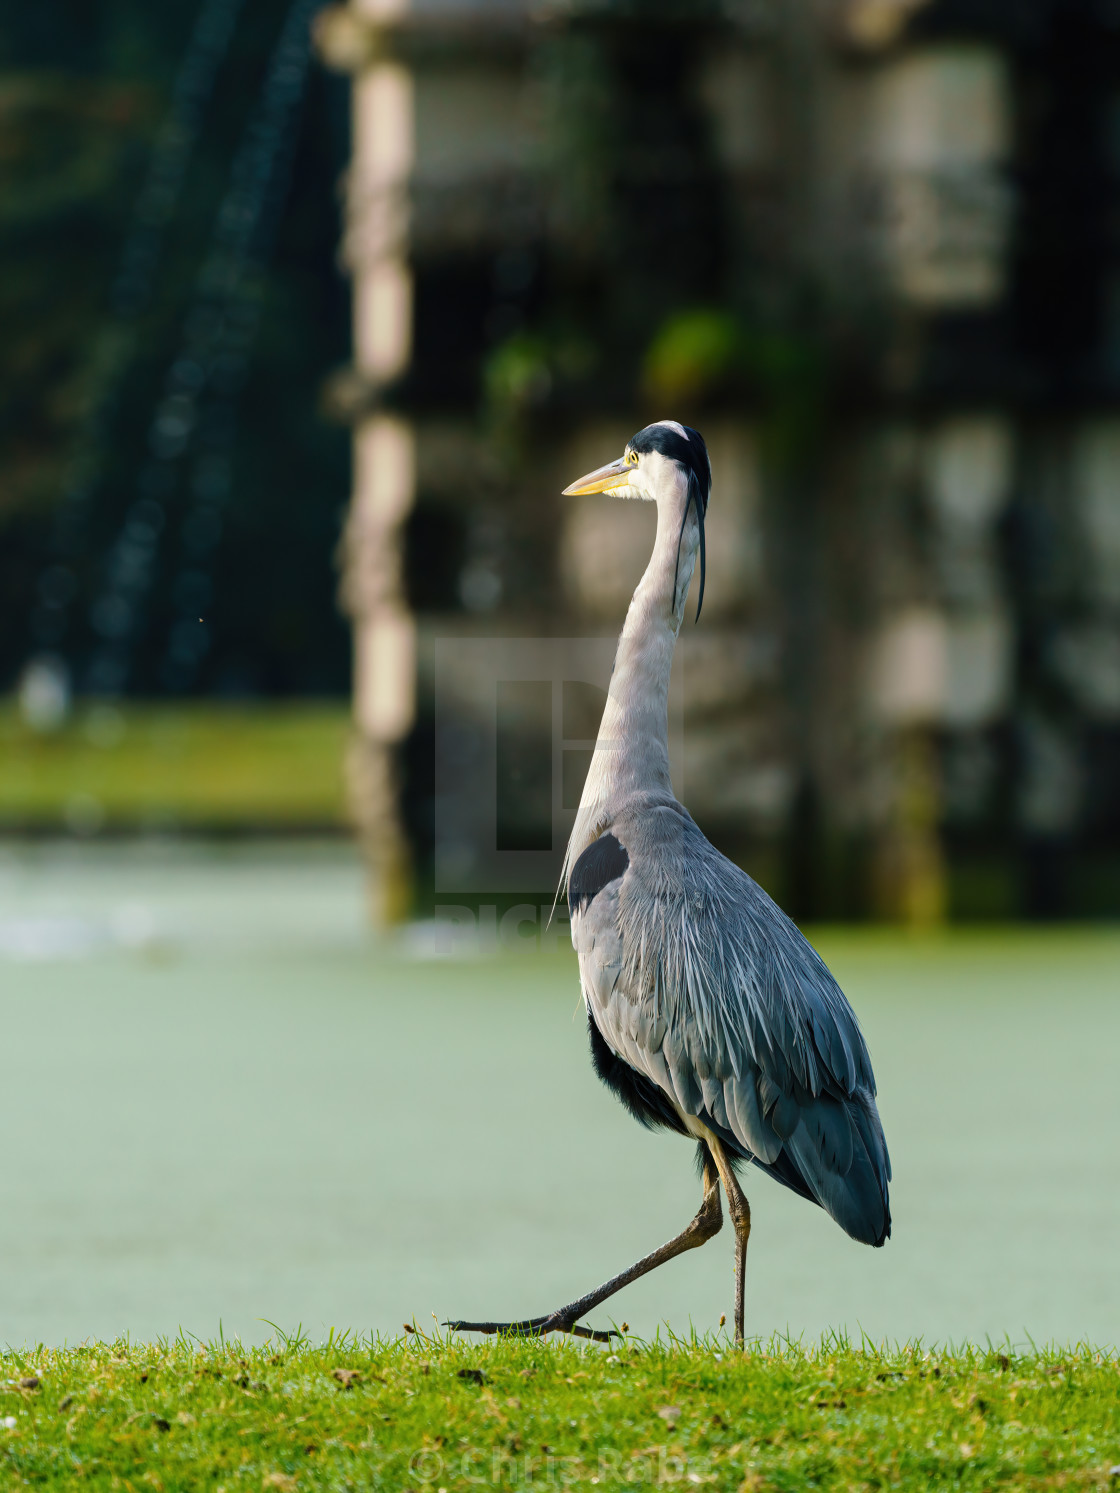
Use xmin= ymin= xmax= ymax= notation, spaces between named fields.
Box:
xmin=446 ymin=1146 xmax=723 ymax=1343
xmin=707 ymin=1136 xmax=751 ymax=1346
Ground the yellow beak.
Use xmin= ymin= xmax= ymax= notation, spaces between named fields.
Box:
xmin=561 ymin=456 xmax=631 ymax=496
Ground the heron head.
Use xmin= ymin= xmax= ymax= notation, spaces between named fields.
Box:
xmin=562 ymin=419 xmax=711 ymax=619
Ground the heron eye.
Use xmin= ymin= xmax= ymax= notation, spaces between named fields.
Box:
xmin=626 ymin=450 xmax=638 ymax=465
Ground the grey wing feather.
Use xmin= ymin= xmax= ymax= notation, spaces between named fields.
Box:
xmin=573 ymin=795 xmax=891 ymax=1248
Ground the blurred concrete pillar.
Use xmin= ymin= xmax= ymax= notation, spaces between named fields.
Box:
xmin=343 ymin=416 xmax=416 ymax=925
xmin=339 ymin=33 xmax=417 ymax=926
xmin=867 ymin=607 xmax=948 ymax=925
xmin=867 ymin=45 xmax=1012 ymax=308
xmin=865 ymin=418 xmax=1014 ymax=924
xmin=850 ymin=36 xmax=1014 ymax=924
xmin=872 ymin=728 xmax=947 ymax=927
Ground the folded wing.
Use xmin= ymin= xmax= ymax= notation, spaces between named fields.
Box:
xmin=571 ymin=798 xmax=892 ymax=1248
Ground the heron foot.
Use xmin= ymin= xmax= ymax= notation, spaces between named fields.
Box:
xmin=445 ymin=1151 xmax=724 ymax=1349
xmin=444 ymin=1313 xmax=619 ymax=1344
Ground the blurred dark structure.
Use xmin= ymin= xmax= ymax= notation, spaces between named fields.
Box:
xmin=4 ymin=0 xmax=1119 ymax=924
xmin=0 ymin=0 xmax=352 ymax=700
xmin=317 ymin=0 xmax=1120 ymax=924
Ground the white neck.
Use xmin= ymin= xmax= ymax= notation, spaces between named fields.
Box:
xmin=563 ymin=472 xmax=698 ymax=884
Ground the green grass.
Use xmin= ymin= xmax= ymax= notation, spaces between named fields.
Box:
xmin=0 ymin=700 xmax=350 ymax=830
xmin=3 ymin=1333 xmax=1118 ymax=1490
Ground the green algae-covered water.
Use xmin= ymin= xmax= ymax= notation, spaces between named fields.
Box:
xmin=1 ymin=840 xmax=1117 ymax=1349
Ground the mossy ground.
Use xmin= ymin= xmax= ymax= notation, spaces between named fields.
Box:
xmin=0 ymin=701 xmax=349 ymax=829
xmin=2 ymin=1331 xmax=1117 ymax=1490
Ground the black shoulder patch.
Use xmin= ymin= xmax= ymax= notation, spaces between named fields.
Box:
xmin=569 ymin=833 xmax=629 ymax=913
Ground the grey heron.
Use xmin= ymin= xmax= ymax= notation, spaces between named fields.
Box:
xmin=449 ymin=421 xmax=891 ymax=1345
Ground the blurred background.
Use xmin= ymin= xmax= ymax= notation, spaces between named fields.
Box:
xmin=3 ymin=0 xmax=1120 ymax=923
xmin=2 ymin=0 xmax=1119 ymax=1349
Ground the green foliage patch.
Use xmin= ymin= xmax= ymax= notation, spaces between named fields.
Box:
xmin=2 ymin=1330 xmax=1117 ymax=1490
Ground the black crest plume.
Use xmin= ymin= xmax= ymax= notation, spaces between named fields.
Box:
xmin=629 ymin=422 xmax=711 ymax=622
xmin=676 ymin=465 xmax=708 ymax=622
